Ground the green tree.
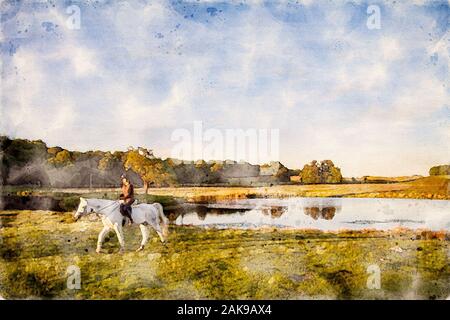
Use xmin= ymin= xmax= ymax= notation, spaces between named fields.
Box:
xmin=429 ymin=165 xmax=450 ymax=176
xmin=0 ymin=137 xmax=48 ymax=184
xmin=2 ymin=138 xmax=47 ymax=166
xmin=319 ymin=160 xmax=343 ymax=183
xmin=124 ymin=150 xmax=177 ymax=193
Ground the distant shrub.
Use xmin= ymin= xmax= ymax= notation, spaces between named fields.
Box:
xmin=429 ymin=165 xmax=450 ymax=176
xmin=58 ymin=196 xmax=80 ymax=211
xmin=136 ymin=194 xmax=178 ymax=207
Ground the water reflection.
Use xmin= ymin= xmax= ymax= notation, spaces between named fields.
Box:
xmin=299 ymin=197 xmax=342 ymax=221
xmin=302 ymin=198 xmax=341 ymax=219
xmin=171 ymin=197 xmax=449 ymax=231
xmin=196 ymin=206 xmax=207 ymax=221
xmin=261 ymin=207 xmax=286 ymax=218
xmin=304 ymin=207 xmax=336 ymax=220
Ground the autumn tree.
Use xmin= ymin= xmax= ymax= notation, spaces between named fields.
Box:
xmin=319 ymin=160 xmax=342 ymax=183
xmin=300 ymin=160 xmax=320 ymax=184
xmin=124 ymin=150 xmax=177 ymax=193
xmin=210 ymin=162 xmax=223 ymax=173
xmin=47 ymin=146 xmax=63 ymax=157
xmin=48 ymin=149 xmax=73 ymax=167
xmin=300 ymin=160 xmax=343 ymax=184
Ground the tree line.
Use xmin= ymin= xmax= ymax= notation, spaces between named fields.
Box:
xmin=6 ymin=136 xmax=446 ymax=191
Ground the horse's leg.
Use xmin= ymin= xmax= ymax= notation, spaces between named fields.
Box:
xmin=162 ymin=222 xmax=169 ymax=240
xmin=136 ymin=224 xmax=149 ymax=252
xmin=153 ymin=223 xmax=166 ymax=243
xmin=157 ymin=230 xmax=165 ymax=243
xmin=155 ymin=203 xmax=169 ymax=240
xmin=96 ymin=226 xmax=111 ymax=254
xmin=113 ymin=223 xmax=125 ymax=253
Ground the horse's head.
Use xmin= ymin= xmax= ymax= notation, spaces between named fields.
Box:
xmin=74 ymin=197 xmax=92 ymax=221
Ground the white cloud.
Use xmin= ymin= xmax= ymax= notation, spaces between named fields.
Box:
xmin=65 ymin=45 xmax=98 ymax=77
xmin=380 ymin=37 xmax=403 ymax=61
xmin=391 ymin=78 xmax=448 ymax=121
xmin=334 ymin=62 xmax=388 ymax=95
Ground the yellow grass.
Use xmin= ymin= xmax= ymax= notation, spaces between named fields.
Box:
xmin=363 ymin=175 xmax=422 ymax=183
xmin=141 ymin=176 xmax=450 ymax=202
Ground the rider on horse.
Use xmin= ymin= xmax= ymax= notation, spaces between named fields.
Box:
xmin=119 ymin=174 xmax=135 ymax=225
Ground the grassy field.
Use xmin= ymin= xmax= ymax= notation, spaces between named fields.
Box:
xmin=0 ymin=210 xmax=448 ymax=299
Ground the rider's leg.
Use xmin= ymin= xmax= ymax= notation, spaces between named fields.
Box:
xmin=126 ymin=205 xmax=134 ymax=224
xmin=96 ymin=226 xmax=111 ymax=253
xmin=119 ymin=203 xmax=126 ymax=226
xmin=120 ymin=203 xmax=133 ymax=225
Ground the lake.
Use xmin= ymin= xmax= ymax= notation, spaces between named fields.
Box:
xmin=175 ymin=197 xmax=450 ymax=231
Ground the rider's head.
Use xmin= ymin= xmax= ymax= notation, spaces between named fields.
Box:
xmin=120 ymin=173 xmax=128 ymax=185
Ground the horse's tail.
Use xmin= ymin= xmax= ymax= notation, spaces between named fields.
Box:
xmin=154 ymin=203 xmax=169 ymax=239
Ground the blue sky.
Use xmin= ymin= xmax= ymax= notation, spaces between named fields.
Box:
xmin=0 ymin=0 xmax=449 ymax=176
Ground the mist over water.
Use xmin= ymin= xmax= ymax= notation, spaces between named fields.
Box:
xmin=176 ymin=197 xmax=450 ymax=231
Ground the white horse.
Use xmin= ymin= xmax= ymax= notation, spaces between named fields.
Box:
xmin=74 ymin=197 xmax=169 ymax=253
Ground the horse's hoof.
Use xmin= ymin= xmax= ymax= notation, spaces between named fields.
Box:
xmin=119 ymin=248 xmax=125 ymax=254
xmin=96 ymin=249 xmax=102 ymax=254
xmin=136 ymin=246 xmax=144 ymax=252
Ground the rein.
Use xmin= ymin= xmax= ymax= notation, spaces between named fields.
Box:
xmin=91 ymin=200 xmax=120 ymax=214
